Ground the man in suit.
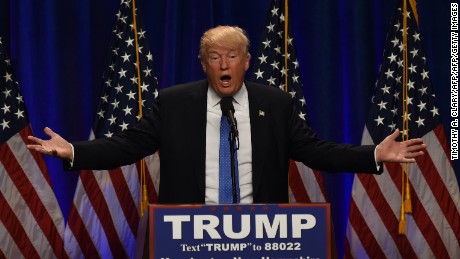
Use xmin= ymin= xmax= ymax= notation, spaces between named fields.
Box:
xmin=27 ymin=25 xmax=426 ymax=204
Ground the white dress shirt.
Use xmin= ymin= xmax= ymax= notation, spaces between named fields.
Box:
xmin=205 ymin=84 xmax=253 ymax=204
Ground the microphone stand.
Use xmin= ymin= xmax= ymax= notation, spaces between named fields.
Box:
xmin=228 ymin=126 xmax=239 ymax=204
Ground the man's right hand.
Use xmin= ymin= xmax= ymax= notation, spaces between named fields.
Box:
xmin=27 ymin=127 xmax=73 ymax=161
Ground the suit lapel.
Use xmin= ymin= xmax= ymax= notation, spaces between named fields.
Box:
xmin=246 ymin=83 xmax=270 ymax=198
xmin=185 ymin=81 xmax=208 ymax=197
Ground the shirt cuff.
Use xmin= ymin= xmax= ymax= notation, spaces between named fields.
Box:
xmin=374 ymin=145 xmax=380 ymax=171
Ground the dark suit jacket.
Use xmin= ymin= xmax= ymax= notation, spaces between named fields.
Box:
xmin=69 ymin=80 xmax=381 ymax=204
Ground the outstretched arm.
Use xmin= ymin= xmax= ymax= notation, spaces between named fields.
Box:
xmin=27 ymin=127 xmax=73 ymax=161
xmin=376 ymin=129 xmax=426 ymax=163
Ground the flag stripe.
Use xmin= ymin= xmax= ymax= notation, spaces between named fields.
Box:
xmin=288 ymin=160 xmax=311 ymax=203
xmin=80 ymin=170 xmax=128 ymax=258
xmin=0 ymin=190 xmax=39 ymax=258
xmin=109 ymin=167 xmax=139 ymax=235
xmin=1 ymin=136 xmax=67 ymax=258
xmin=66 ymin=203 xmax=99 ymax=258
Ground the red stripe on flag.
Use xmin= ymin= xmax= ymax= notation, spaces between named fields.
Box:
xmin=347 ymin=198 xmax=385 ymax=258
xmin=0 ymin=140 xmax=67 ymax=259
xmin=135 ymin=160 xmax=158 ymax=204
xmin=0 ymin=191 xmax=39 ymax=258
xmin=288 ymin=160 xmax=311 ymax=203
xmin=19 ymin=126 xmax=53 ymax=187
xmin=358 ymin=173 xmax=418 ymax=257
xmin=80 ymin=170 xmax=128 ymax=258
xmin=313 ymin=169 xmax=328 ymax=199
xmin=384 ymin=162 xmax=449 ymax=258
xmin=108 ymin=167 xmax=140 ymax=236
xmin=67 ymin=203 xmax=100 ymax=257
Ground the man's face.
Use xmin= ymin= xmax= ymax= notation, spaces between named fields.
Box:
xmin=201 ymin=45 xmax=250 ymax=97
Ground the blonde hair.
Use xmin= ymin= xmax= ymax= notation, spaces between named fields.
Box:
xmin=198 ymin=25 xmax=250 ymax=60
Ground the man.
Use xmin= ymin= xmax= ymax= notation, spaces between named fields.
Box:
xmin=27 ymin=26 xmax=426 ymax=204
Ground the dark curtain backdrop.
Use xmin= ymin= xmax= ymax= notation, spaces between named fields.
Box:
xmin=1 ymin=0 xmax=456 ymax=257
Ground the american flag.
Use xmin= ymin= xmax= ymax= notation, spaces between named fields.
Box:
xmin=250 ymin=0 xmax=327 ymax=203
xmin=345 ymin=1 xmax=460 ymax=258
xmin=63 ymin=0 xmax=160 ymax=258
xmin=0 ymin=37 xmax=68 ymax=258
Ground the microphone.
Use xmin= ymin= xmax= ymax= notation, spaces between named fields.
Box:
xmin=220 ymin=96 xmax=238 ymax=137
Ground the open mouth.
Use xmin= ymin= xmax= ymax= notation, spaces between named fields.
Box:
xmin=220 ymin=75 xmax=231 ymax=86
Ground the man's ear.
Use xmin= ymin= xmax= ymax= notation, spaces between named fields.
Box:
xmin=201 ymin=61 xmax=206 ymax=73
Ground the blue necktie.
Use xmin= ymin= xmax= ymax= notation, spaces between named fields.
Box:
xmin=219 ymin=114 xmax=240 ymax=203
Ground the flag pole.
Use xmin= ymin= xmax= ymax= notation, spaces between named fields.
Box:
xmin=131 ymin=0 xmax=148 ymax=216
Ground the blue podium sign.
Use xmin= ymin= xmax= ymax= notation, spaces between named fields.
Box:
xmin=144 ymin=204 xmax=331 ymax=259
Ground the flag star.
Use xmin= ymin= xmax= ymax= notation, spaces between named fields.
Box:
xmin=1 ymin=119 xmax=9 ymax=130
xmin=397 ymin=59 xmax=404 ymax=68
xmin=408 ymin=64 xmax=417 ymax=73
xmin=430 ymin=107 xmax=439 ymax=117
xmin=140 ymin=82 xmax=149 ymax=92
xmin=415 ymin=117 xmax=425 ymax=127
xmin=292 ymin=59 xmax=299 ymax=68
xmin=109 ymin=63 xmax=115 ymax=71
xmin=377 ymin=101 xmax=387 ymax=110
xmin=1 ymin=104 xmax=10 ymax=114
xmin=115 ymin=84 xmax=123 ymax=93
xmin=112 ymin=47 xmax=119 ymax=55
xmin=299 ymin=97 xmax=306 ymax=106
xmin=97 ymin=109 xmax=105 ymax=118
xmin=266 ymin=23 xmax=275 ymax=32
xmin=270 ymin=61 xmax=280 ymax=70
xmin=262 ymin=39 xmax=271 ymax=49
xmin=402 ymin=112 xmax=411 ymax=121
xmin=391 ymin=37 xmax=399 ymax=47
xmin=116 ymin=31 xmax=123 ymax=39
xmin=374 ymin=116 xmax=384 ymax=126
xmin=388 ymin=122 xmax=396 ymax=131
xmin=281 ymin=67 xmax=288 ymax=77
xmin=16 ymin=95 xmax=23 ymax=103
xmin=108 ymin=115 xmax=117 ymax=125
xmin=280 ymin=13 xmax=285 ymax=22
xmin=387 ymin=53 xmax=397 ymax=63
xmin=104 ymin=131 xmax=113 ymax=138
xmin=406 ymin=97 xmax=413 ymax=105
xmin=394 ymin=91 xmax=400 ymax=100
xmin=146 ymin=51 xmax=153 ymax=61
xmin=421 ymin=69 xmax=429 ymax=80
xmin=258 ymin=54 xmax=268 ymax=64
xmin=274 ymin=46 xmax=281 ymax=54
xmin=138 ymin=46 xmax=143 ymax=54
xmin=2 ymin=88 xmax=11 ymax=97
xmin=391 ymin=107 xmax=398 ymax=116
xmin=118 ymin=68 xmax=127 ymax=78
xmin=111 ymin=99 xmax=120 ymax=109
xmin=267 ymin=76 xmax=276 ymax=85
xmin=153 ymin=88 xmax=159 ymax=99
xmin=125 ymin=37 xmax=134 ymax=46
xmin=418 ymin=86 xmax=428 ymax=95
xmin=417 ymin=101 xmax=427 ymax=111
xmin=137 ymin=29 xmax=146 ymax=39
xmin=14 ymin=109 xmax=24 ymax=119
xmin=126 ymin=90 xmax=136 ymax=100
xmin=143 ymin=66 xmax=152 ymax=77
xmin=292 ymin=74 xmax=299 ymax=83
xmin=4 ymin=72 xmax=12 ymax=82
xmin=298 ymin=112 xmax=306 ymax=121
xmin=394 ymin=22 xmax=400 ymax=31
xmin=289 ymin=90 xmax=296 ymax=98
xmin=407 ymin=80 xmax=415 ymax=90
xmin=119 ymin=121 xmax=129 ymax=131
xmin=410 ymin=48 xmax=418 ymax=58
xmin=278 ymin=83 xmax=285 ymax=90
xmin=398 ymin=42 xmax=404 ymax=52
xmin=381 ymin=85 xmax=390 ymax=94
xmin=254 ymin=69 xmax=264 ymax=79
xmin=119 ymin=15 xmax=127 ymax=24
xmin=101 ymin=94 xmax=108 ymax=103
xmin=282 ymin=52 xmax=290 ymax=60
xmin=287 ymin=37 xmax=293 ymax=45
xmin=121 ymin=52 xmax=131 ymax=62
xmin=384 ymin=68 xmax=394 ymax=79
xmin=130 ymin=76 xmax=138 ymax=84
xmin=271 ymin=7 xmax=279 ymax=17
xmin=413 ymin=32 xmax=420 ymax=42
xmin=5 ymin=58 xmax=11 ymax=66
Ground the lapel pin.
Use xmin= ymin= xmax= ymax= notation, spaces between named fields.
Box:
xmin=259 ymin=110 xmax=265 ymax=117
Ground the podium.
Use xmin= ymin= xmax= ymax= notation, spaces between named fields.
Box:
xmin=135 ymin=203 xmax=331 ymax=259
